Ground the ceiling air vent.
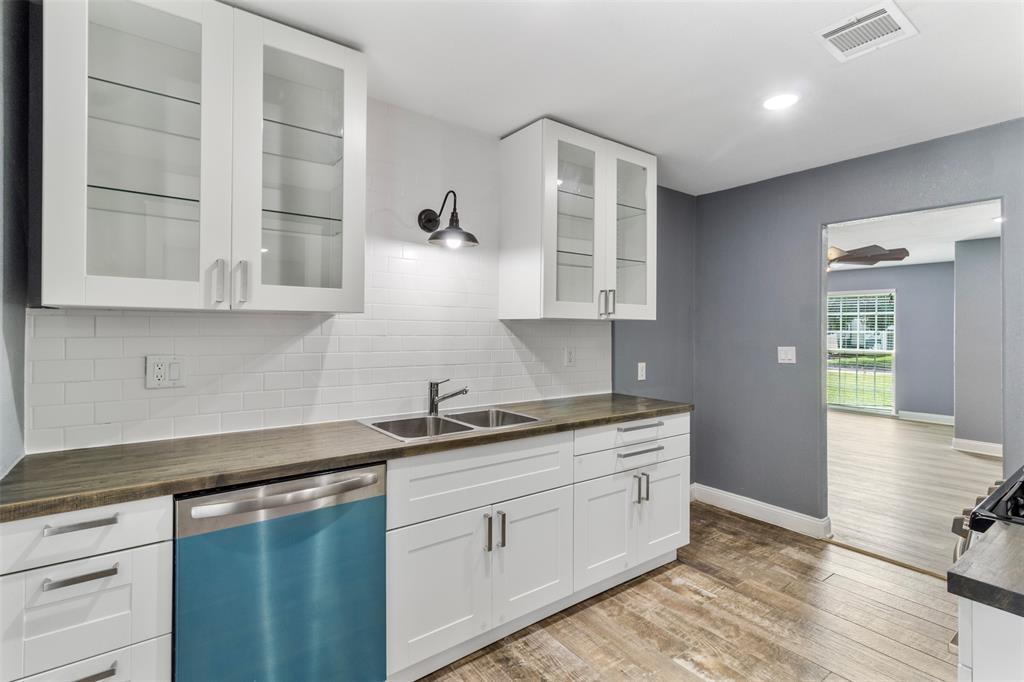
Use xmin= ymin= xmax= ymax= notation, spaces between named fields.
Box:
xmin=819 ymin=1 xmax=918 ymax=62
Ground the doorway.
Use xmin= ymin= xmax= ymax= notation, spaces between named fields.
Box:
xmin=824 ymin=200 xmax=1004 ymax=576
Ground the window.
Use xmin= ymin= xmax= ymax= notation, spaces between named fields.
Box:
xmin=826 ymin=291 xmax=895 ymax=411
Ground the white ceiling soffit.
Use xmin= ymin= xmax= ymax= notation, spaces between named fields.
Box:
xmin=819 ymin=1 xmax=918 ymax=63
xmin=233 ymin=1 xmax=1024 ymax=195
xmin=827 ymin=199 xmax=1003 ymax=269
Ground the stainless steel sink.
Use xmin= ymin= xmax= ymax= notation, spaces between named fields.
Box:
xmin=365 ymin=416 xmax=472 ymax=441
xmin=446 ymin=409 xmax=539 ymax=429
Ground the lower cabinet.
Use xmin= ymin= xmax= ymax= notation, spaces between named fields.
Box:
xmin=387 ymin=486 xmax=573 ymax=675
xmin=20 ymin=635 xmax=170 ymax=682
xmin=574 ymin=456 xmax=690 ymax=591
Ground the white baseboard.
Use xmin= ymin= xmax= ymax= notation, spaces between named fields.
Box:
xmin=899 ymin=411 xmax=955 ymax=426
xmin=691 ymin=483 xmax=831 ymax=539
xmin=951 ymin=438 xmax=1002 ymax=458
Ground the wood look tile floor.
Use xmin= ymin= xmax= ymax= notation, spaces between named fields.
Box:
xmin=827 ymin=409 xmax=1002 ymax=577
xmin=424 ymin=502 xmax=959 ymax=681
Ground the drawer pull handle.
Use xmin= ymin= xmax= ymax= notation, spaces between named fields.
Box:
xmin=617 ymin=445 xmax=664 ymax=458
xmin=634 ymin=475 xmax=643 ymax=504
xmin=42 ymin=514 xmax=119 ymax=537
xmin=42 ymin=563 xmax=119 ymax=592
xmin=74 ymin=662 xmax=117 ymax=682
xmin=618 ymin=421 xmax=664 ymax=433
xmin=484 ymin=513 xmax=493 ymax=552
xmin=497 ymin=511 xmax=507 ymax=548
xmin=642 ymin=472 xmax=651 ymax=501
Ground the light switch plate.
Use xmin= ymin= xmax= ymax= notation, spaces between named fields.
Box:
xmin=777 ymin=346 xmax=796 ymax=364
xmin=637 ymin=362 xmax=647 ymax=381
xmin=146 ymin=355 xmax=186 ymax=388
xmin=563 ymin=347 xmax=577 ymax=367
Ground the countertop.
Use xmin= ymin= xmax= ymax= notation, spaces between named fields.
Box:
xmin=0 ymin=393 xmax=692 ymax=523
xmin=948 ymin=520 xmax=1024 ymax=618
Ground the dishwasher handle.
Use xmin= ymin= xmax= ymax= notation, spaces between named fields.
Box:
xmin=191 ymin=472 xmax=379 ymax=519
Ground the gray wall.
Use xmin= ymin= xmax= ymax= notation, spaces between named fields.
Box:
xmin=954 ymin=237 xmax=1003 ymax=445
xmin=1 ymin=0 xmax=28 ymax=478
xmin=828 ymin=262 xmax=954 ymax=417
xmin=613 ymin=187 xmax=696 ymax=402
xmin=688 ymin=119 xmax=1023 ymax=519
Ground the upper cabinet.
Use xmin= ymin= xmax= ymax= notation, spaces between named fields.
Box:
xmin=41 ymin=0 xmax=366 ymax=312
xmin=498 ymin=119 xmax=657 ymax=320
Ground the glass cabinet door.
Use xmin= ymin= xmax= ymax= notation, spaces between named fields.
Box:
xmin=607 ymin=150 xmax=657 ymax=320
xmin=232 ymin=11 xmax=366 ymax=312
xmin=543 ymin=122 xmax=608 ymax=318
xmin=42 ymin=0 xmax=233 ymax=308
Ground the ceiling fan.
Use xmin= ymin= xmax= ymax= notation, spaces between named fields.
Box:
xmin=827 ymin=244 xmax=910 ymax=267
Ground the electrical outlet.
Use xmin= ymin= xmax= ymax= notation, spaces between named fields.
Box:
xmin=637 ymin=362 xmax=647 ymax=381
xmin=777 ymin=346 xmax=796 ymax=364
xmin=563 ymin=347 xmax=577 ymax=367
xmin=146 ymin=355 xmax=185 ymax=388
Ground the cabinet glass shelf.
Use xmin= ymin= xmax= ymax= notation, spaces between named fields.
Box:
xmin=263 ymin=118 xmax=343 ymax=166
xmin=262 ymin=208 xmax=342 ymax=237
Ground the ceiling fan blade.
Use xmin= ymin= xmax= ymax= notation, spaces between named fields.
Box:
xmin=872 ymin=248 xmax=910 ymax=261
xmin=830 ymin=244 xmax=910 ymax=265
xmin=841 ymin=244 xmax=888 ymax=258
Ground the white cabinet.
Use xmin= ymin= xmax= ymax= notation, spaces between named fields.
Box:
xmin=41 ymin=0 xmax=366 ymax=312
xmin=957 ymin=597 xmax=1024 ymax=681
xmin=387 ymin=487 xmax=573 ymax=676
xmin=637 ymin=456 xmax=690 ymax=562
xmin=498 ymin=118 xmax=657 ymax=320
xmin=573 ymin=470 xmax=638 ymax=589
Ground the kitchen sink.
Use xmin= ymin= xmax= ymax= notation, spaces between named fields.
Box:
xmin=446 ymin=409 xmax=539 ymax=429
xmin=366 ymin=416 xmax=473 ymax=441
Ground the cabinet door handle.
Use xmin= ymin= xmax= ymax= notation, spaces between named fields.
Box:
xmin=634 ymin=475 xmax=643 ymax=504
xmin=74 ymin=662 xmax=117 ymax=682
xmin=497 ymin=510 xmax=507 ymax=548
xmin=42 ymin=514 xmax=118 ymax=537
xmin=42 ymin=563 xmax=119 ymax=592
xmin=598 ymin=289 xmax=607 ymax=317
xmin=642 ymin=472 xmax=651 ymax=501
xmin=608 ymin=289 xmax=616 ymax=315
xmin=617 ymin=421 xmax=664 ymax=433
xmin=239 ymin=259 xmax=250 ymax=303
xmin=215 ymin=258 xmax=226 ymax=303
xmin=617 ymin=444 xmax=663 ymax=459
xmin=484 ymin=513 xmax=493 ymax=552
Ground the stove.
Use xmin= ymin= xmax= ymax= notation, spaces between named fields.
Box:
xmin=969 ymin=464 xmax=1024 ymax=532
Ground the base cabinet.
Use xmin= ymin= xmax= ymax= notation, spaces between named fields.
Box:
xmin=638 ymin=457 xmax=690 ymax=562
xmin=957 ymin=597 xmax=1024 ymax=681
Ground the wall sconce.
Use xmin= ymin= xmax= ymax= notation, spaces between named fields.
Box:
xmin=417 ymin=190 xmax=480 ymax=249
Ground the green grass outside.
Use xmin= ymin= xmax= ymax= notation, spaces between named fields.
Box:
xmin=826 ymin=369 xmax=893 ymax=409
xmin=828 ymin=353 xmax=893 ymax=367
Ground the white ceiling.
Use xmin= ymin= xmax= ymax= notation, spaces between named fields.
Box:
xmin=828 ymin=199 xmax=1003 ymax=269
xmin=234 ymin=0 xmax=1024 ymax=195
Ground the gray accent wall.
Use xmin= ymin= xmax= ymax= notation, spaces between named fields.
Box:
xmin=828 ymin=263 xmax=954 ymax=417
xmin=613 ymin=187 xmax=696 ymax=402
xmin=663 ymin=118 xmax=1023 ymax=519
xmin=1 ymin=0 xmax=28 ymax=478
xmin=954 ymin=237 xmax=1003 ymax=445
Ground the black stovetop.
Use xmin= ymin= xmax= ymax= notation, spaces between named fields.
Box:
xmin=969 ymin=465 xmax=1024 ymax=533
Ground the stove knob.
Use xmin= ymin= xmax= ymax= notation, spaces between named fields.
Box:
xmin=951 ymin=516 xmax=970 ymax=539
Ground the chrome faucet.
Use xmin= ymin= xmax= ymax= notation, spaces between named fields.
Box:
xmin=428 ymin=379 xmax=468 ymax=416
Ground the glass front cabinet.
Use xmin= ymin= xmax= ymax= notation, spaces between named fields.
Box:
xmin=498 ymin=119 xmax=657 ymax=320
xmin=41 ymin=0 xmax=366 ymax=312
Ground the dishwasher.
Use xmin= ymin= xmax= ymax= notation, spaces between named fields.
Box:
xmin=174 ymin=464 xmax=386 ymax=682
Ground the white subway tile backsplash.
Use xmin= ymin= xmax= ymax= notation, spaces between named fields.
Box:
xmin=20 ymin=100 xmax=611 ymax=454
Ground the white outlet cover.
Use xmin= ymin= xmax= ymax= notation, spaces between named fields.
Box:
xmin=637 ymin=362 xmax=647 ymax=381
xmin=563 ymin=347 xmax=577 ymax=367
xmin=777 ymin=346 xmax=797 ymax=364
xmin=146 ymin=355 xmax=186 ymax=389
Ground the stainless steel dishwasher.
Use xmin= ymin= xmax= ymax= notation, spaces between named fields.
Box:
xmin=174 ymin=464 xmax=386 ymax=682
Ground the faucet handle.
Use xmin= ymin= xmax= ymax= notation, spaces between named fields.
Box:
xmin=430 ymin=378 xmax=450 ymax=387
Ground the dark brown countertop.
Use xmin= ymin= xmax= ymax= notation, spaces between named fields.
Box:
xmin=948 ymin=520 xmax=1024 ymax=618
xmin=0 ymin=393 xmax=692 ymax=522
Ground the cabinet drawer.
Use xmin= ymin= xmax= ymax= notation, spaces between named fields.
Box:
xmin=19 ymin=634 xmax=170 ymax=682
xmin=0 ymin=543 xmax=172 ymax=682
xmin=574 ymin=435 xmax=689 ymax=482
xmin=387 ymin=432 xmax=573 ymax=529
xmin=574 ymin=413 xmax=689 ymax=455
xmin=0 ymin=496 xmax=172 ymax=575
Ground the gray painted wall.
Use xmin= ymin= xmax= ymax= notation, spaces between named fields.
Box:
xmin=828 ymin=263 xmax=954 ymax=417
xmin=954 ymin=237 xmax=1003 ymax=445
xmin=688 ymin=119 xmax=1023 ymax=519
xmin=613 ymin=187 xmax=696 ymax=402
xmin=1 ymin=0 xmax=28 ymax=478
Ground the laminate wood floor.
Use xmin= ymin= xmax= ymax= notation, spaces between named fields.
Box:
xmin=424 ymin=502 xmax=959 ymax=681
xmin=827 ymin=409 xmax=1002 ymax=577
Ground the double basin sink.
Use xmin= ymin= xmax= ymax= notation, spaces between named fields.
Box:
xmin=362 ymin=408 xmax=539 ymax=442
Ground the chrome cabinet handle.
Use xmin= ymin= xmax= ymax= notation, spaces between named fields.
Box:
xmin=484 ymin=513 xmax=493 ymax=552
xmin=642 ymin=472 xmax=651 ymax=501
xmin=42 ymin=563 xmax=118 ymax=592
xmin=497 ymin=511 xmax=507 ymax=548
xmin=238 ymin=259 xmax=250 ymax=303
xmin=42 ymin=514 xmax=118 ymax=537
xmin=598 ymin=289 xmax=607 ymax=317
xmin=634 ymin=475 xmax=643 ymax=504
xmin=74 ymin=662 xmax=117 ymax=682
xmin=190 ymin=473 xmax=378 ymax=519
xmin=617 ymin=444 xmax=664 ymax=459
xmin=617 ymin=421 xmax=664 ymax=433
xmin=608 ymin=289 xmax=616 ymax=315
xmin=215 ymin=258 xmax=226 ymax=303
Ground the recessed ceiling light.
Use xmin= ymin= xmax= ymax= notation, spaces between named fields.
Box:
xmin=763 ymin=93 xmax=800 ymax=111
xmin=992 ymin=217 xmax=1006 ymax=223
